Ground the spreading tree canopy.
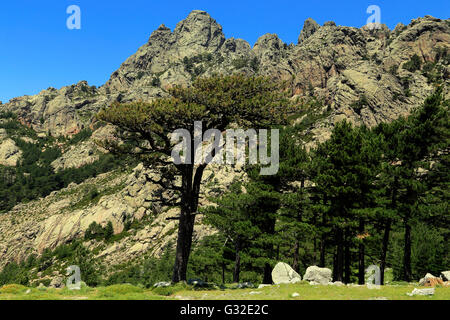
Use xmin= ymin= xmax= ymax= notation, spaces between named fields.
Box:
xmin=97 ymin=74 xmax=291 ymax=282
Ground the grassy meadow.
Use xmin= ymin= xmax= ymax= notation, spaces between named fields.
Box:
xmin=0 ymin=282 xmax=448 ymax=300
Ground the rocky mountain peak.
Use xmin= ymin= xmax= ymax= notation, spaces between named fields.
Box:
xmin=157 ymin=24 xmax=170 ymax=31
xmin=172 ymin=10 xmax=225 ymax=52
xmin=393 ymin=22 xmax=407 ymax=34
xmin=298 ymin=18 xmax=320 ymax=44
xmin=323 ymin=21 xmax=336 ymax=27
xmin=255 ymin=33 xmax=284 ymax=48
xmin=148 ymin=23 xmax=173 ymax=45
xmin=188 ymin=9 xmax=209 ymax=16
xmin=103 ymin=10 xmax=229 ymax=96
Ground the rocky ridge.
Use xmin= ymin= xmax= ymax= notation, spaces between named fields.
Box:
xmin=1 ymin=12 xmax=448 ymax=139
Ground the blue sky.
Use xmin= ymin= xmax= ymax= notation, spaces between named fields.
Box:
xmin=0 ymin=0 xmax=448 ymax=103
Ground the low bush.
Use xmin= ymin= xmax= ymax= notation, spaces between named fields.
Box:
xmin=402 ymin=54 xmax=422 ymax=72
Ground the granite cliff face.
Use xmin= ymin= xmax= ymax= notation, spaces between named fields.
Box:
xmin=0 ymin=162 xmax=241 ymax=267
xmin=0 ymin=11 xmax=448 ymax=283
xmin=2 ymin=12 xmax=448 ymax=138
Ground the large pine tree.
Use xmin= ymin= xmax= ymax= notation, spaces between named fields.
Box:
xmin=97 ymin=75 xmax=290 ymax=282
xmin=376 ymin=87 xmax=448 ymax=281
xmin=277 ymin=125 xmax=314 ymax=272
xmin=311 ymin=121 xmax=381 ymax=283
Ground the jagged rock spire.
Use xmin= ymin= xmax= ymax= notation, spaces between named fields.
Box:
xmin=173 ymin=10 xmax=225 ymax=52
xmin=298 ymin=18 xmax=320 ymax=44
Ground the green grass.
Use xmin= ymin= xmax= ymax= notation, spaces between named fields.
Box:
xmin=0 ymin=283 xmax=448 ymax=300
xmin=176 ymin=282 xmax=450 ymax=300
xmin=0 ymin=284 xmax=168 ymax=300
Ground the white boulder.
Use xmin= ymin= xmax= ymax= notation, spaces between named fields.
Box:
xmin=407 ymin=288 xmax=435 ymax=296
xmin=441 ymin=271 xmax=450 ymax=281
xmin=271 ymin=262 xmax=302 ymax=284
xmin=419 ymin=273 xmax=436 ymax=286
xmin=303 ymin=266 xmax=332 ymax=285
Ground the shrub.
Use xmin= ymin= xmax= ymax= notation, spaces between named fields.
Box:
xmin=350 ymin=95 xmax=369 ymax=115
xmin=136 ymin=71 xmax=145 ymax=80
xmin=0 ymin=111 xmax=17 ymax=120
xmin=183 ymin=56 xmax=194 ymax=73
xmin=422 ymin=62 xmax=443 ymax=84
xmin=193 ymin=66 xmax=204 ymax=77
xmin=182 ymin=53 xmax=214 ymax=79
xmin=88 ymin=187 xmax=100 ymax=201
xmin=151 ymin=77 xmax=161 ymax=87
xmin=84 ymin=222 xmax=105 ymax=240
xmin=389 ymin=65 xmax=398 ymax=76
xmin=152 ymin=282 xmax=189 ymax=296
xmin=250 ymin=57 xmax=260 ymax=72
xmin=402 ymin=54 xmax=422 ymax=72
xmin=232 ymin=57 xmax=249 ymax=69
xmin=0 ymin=263 xmax=29 ymax=286
xmin=0 ymin=284 xmax=28 ymax=294
xmin=84 ymin=221 xmax=114 ymax=242
xmin=104 ymin=221 xmax=114 ymax=241
xmin=68 ymin=129 xmax=92 ymax=145
xmin=404 ymin=89 xmax=412 ymax=97
xmin=434 ymin=47 xmax=449 ymax=64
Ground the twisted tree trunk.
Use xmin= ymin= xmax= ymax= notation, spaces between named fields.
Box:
xmin=172 ymin=164 xmax=204 ymax=283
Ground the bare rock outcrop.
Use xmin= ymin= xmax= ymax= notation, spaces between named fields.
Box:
xmin=298 ymin=18 xmax=320 ymax=44
xmin=0 ymin=138 xmax=22 ymax=166
xmin=1 ymin=81 xmax=105 ymax=137
xmin=51 ymin=141 xmax=102 ymax=171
